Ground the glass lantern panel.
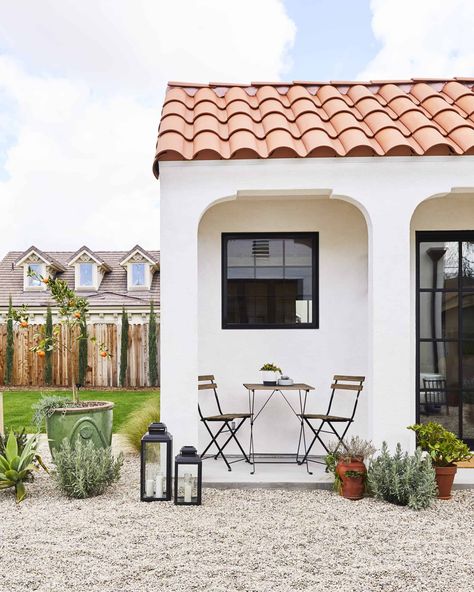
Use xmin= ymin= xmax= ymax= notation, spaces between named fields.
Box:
xmin=176 ymin=465 xmax=199 ymax=503
xmin=144 ymin=442 xmax=168 ymax=499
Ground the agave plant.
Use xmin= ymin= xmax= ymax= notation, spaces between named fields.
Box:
xmin=0 ymin=432 xmax=47 ymax=502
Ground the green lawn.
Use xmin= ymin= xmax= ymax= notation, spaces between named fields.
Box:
xmin=2 ymin=390 xmax=160 ymax=433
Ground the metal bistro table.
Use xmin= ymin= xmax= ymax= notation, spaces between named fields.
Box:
xmin=243 ymin=383 xmax=314 ymax=474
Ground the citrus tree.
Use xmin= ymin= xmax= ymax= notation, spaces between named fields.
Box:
xmin=9 ymin=271 xmax=110 ymax=403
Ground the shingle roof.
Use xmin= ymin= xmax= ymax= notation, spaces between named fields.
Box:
xmin=14 ymin=246 xmax=66 ymax=272
xmin=66 ymin=246 xmax=111 ymax=270
xmin=153 ymin=78 xmax=474 ymax=177
xmin=0 ymin=250 xmax=160 ymax=309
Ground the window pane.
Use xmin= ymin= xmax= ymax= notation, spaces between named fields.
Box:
xmin=224 ymin=233 xmax=316 ymax=327
xmin=419 ymin=292 xmax=458 ymax=339
xmin=419 ymin=341 xmax=459 ymax=390
xmin=28 ymin=263 xmax=42 ymax=286
xmin=462 ymin=242 xmax=474 ymax=288
xmin=419 ymin=342 xmax=460 ymax=433
xmin=79 ymin=263 xmax=93 ymax=286
xmin=462 ymin=294 xmax=474 ymax=339
xmin=284 ymin=237 xmax=313 ymax=266
xmin=419 ymin=242 xmax=458 ymax=289
xmin=255 ymin=266 xmax=284 ymax=279
xmin=132 ymin=263 xmax=145 ymax=286
xmin=462 ymin=391 xmax=474 ymax=440
xmin=255 ymin=239 xmax=283 ymax=267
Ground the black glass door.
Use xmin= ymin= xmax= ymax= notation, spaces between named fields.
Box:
xmin=417 ymin=231 xmax=474 ymax=447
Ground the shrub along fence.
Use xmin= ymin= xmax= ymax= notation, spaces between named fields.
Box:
xmin=0 ymin=323 xmax=160 ymax=388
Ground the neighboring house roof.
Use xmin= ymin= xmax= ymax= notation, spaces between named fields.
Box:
xmin=119 ymin=245 xmax=160 ymax=267
xmin=0 ymin=250 xmax=160 ymax=309
xmin=14 ymin=246 xmax=66 ymax=272
xmin=67 ymin=246 xmax=112 ymax=270
xmin=153 ymin=78 xmax=474 ymax=177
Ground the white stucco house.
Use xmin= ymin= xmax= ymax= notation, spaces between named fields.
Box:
xmin=154 ymin=78 xmax=474 ymax=460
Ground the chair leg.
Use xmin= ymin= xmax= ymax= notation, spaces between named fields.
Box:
xmin=298 ymin=418 xmax=329 ymax=464
xmin=213 ymin=419 xmax=250 ymax=464
xmin=200 ymin=422 xmax=232 ymax=471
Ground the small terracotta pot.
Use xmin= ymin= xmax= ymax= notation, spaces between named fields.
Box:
xmin=435 ymin=465 xmax=457 ymax=500
xmin=336 ymin=459 xmax=366 ymax=500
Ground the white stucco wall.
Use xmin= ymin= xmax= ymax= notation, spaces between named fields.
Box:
xmin=198 ymin=198 xmax=368 ymax=454
xmin=159 ymin=156 xmax=474 ymax=456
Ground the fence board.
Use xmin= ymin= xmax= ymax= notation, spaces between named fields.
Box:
xmin=0 ymin=323 xmax=159 ymax=388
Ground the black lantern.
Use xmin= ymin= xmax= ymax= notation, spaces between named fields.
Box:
xmin=140 ymin=423 xmax=172 ymax=501
xmin=174 ymin=446 xmax=203 ymax=506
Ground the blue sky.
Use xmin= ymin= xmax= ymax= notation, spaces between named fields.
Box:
xmin=285 ymin=0 xmax=378 ymax=81
xmin=0 ymin=0 xmax=472 ymax=254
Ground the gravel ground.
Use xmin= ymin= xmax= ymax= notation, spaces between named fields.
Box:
xmin=1 ymin=441 xmax=474 ymax=592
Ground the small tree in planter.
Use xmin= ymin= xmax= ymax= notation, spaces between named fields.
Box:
xmin=408 ymin=422 xmax=472 ymax=499
xmin=11 ymin=272 xmax=112 ymax=454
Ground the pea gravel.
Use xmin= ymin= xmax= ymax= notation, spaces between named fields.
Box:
xmin=1 ymin=440 xmax=474 ymax=592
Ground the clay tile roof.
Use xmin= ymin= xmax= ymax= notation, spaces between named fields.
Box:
xmin=153 ymin=78 xmax=474 ymax=177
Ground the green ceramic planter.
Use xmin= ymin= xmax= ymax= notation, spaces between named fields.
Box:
xmin=46 ymin=401 xmax=114 ymax=455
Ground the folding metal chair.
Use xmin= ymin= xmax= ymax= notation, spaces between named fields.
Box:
xmin=422 ymin=378 xmax=449 ymax=415
xmin=298 ymin=375 xmax=365 ymax=465
xmin=198 ymin=375 xmax=251 ymax=471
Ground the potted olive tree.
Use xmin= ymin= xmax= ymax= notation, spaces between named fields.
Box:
xmin=325 ymin=436 xmax=376 ymax=500
xmin=408 ymin=422 xmax=472 ymax=499
xmin=11 ymin=272 xmax=113 ymax=454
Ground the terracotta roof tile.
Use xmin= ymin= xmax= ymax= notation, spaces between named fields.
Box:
xmin=153 ymin=79 xmax=474 ymax=177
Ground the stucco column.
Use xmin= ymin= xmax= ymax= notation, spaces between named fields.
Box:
xmin=160 ymin=187 xmax=201 ymax=453
xmin=365 ymin=199 xmax=416 ymax=451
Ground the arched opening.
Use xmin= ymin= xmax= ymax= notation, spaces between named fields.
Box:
xmin=197 ymin=193 xmax=369 ymax=457
xmin=411 ymin=192 xmax=474 ymax=445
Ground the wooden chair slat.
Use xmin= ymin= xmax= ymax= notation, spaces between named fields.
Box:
xmin=331 ymin=383 xmax=363 ymax=391
xmin=198 ymin=383 xmax=217 ymax=390
xmin=333 ymin=375 xmax=365 ymax=382
xmin=198 ymin=374 xmax=215 ymax=381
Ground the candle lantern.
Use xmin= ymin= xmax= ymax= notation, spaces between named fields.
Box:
xmin=140 ymin=423 xmax=172 ymax=502
xmin=174 ymin=446 xmax=202 ymax=506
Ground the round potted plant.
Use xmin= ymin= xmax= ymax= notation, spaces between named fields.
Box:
xmin=260 ymin=363 xmax=282 ymax=386
xmin=408 ymin=422 xmax=472 ymax=499
xmin=11 ymin=272 xmax=113 ymax=454
xmin=325 ymin=436 xmax=376 ymax=500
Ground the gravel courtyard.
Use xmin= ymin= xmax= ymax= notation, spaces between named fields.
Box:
xmin=2 ymin=441 xmax=474 ymax=592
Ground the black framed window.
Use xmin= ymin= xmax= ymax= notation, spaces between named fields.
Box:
xmin=416 ymin=231 xmax=474 ymax=447
xmin=222 ymin=232 xmax=318 ymax=329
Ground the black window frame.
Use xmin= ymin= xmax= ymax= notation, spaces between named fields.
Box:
xmin=221 ymin=232 xmax=319 ymax=330
xmin=416 ymin=230 xmax=474 ymax=447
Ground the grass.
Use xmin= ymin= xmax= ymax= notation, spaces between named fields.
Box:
xmin=1 ymin=390 xmax=160 ymax=433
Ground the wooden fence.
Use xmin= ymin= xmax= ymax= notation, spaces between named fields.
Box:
xmin=0 ymin=323 xmax=160 ymax=388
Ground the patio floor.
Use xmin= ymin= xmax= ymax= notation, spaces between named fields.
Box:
xmin=202 ymin=454 xmax=474 ymax=489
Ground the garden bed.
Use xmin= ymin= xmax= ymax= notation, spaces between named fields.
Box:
xmin=1 ymin=437 xmax=474 ymax=592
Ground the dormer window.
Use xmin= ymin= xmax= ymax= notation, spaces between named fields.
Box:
xmin=79 ymin=263 xmax=94 ymax=287
xmin=67 ymin=246 xmax=111 ymax=291
xmin=131 ymin=263 xmax=146 ymax=287
xmin=15 ymin=247 xmax=65 ymax=292
xmin=120 ymin=245 xmax=159 ymax=292
xmin=27 ymin=263 xmax=44 ymax=287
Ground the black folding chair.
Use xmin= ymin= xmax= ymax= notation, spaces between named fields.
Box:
xmin=422 ymin=378 xmax=449 ymax=415
xmin=298 ymin=375 xmax=365 ymax=465
xmin=198 ymin=375 xmax=251 ymax=471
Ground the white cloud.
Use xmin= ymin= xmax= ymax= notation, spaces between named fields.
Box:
xmin=359 ymin=0 xmax=474 ymax=79
xmin=0 ymin=1 xmax=296 ymax=257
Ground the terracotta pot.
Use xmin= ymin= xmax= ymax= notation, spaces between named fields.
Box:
xmin=435 ymin=465 xmax=457 ymax=500
xmin=336 ymin=459 xmax=366 ymax=500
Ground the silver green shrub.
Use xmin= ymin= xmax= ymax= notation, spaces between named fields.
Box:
xmin=53 ymin=439 xmax=123 ymax=498
xmin=367 ymin=442 xmax=437 ymax=510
